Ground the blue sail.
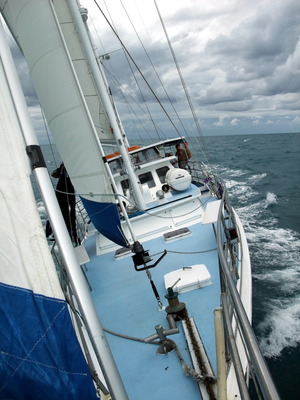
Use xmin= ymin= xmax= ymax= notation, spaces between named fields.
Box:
xmin=81 ymin=197 xmax=128 ymax=247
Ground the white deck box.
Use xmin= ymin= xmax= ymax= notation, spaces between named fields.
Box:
xmin=164 ymin=264 xmax=211 ymax=294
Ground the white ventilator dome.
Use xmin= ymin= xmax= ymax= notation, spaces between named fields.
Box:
xmin=165 ymin=169 xmax=192 ymax=191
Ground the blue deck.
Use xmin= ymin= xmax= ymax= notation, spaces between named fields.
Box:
xmin=84 ymin=220 xmax=220 ymax=399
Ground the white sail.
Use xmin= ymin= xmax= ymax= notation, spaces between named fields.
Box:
xmin=1 ymin=0 xmax=127 ymax=246
xmin=0 ymin=46 xmax=61 ymax=301
xmin=54 ymin=1 xmax=116 ymax=144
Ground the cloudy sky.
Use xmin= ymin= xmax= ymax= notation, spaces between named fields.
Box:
xmin=83 ymin=0 xmax=300 ymax=138
xmin=6 ymin=0 xmax=300 ymax=140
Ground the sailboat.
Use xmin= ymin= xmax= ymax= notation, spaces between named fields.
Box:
xmin=0 ymin=1 xmax=280 ymax=399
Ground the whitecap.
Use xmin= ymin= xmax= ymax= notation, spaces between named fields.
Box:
xmin=266 ymin=192 xmax=277 ymax=204
xmin=235 ymin=191 xmax=279 ymax=227
xmin=228 ymin=169 xmax=248 ymax=178
xmin=249 ymin=173 xmax=267 ymax=184
xmin=212 ymin=164 xmax=248 ymax=178
xmin=225 ymin=180 xmax=258 ymax=205
xmin=236 ymin=200 xmax=274 ymax=226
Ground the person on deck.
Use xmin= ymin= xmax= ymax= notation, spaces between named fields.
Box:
xmin=175 ymin=142 xmax=192 ymax=169
xmin=46 ymin=163 xmax=78 ymax=244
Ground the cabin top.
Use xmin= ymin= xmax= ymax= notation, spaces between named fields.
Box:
xmin=105 ymin=138 xmax=199 ymax=212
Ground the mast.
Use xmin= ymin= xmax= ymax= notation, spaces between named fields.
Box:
xmin=66 ymin=0 xmax=146 ymax=211
xmin=0 ymin=13 xmax=128 ymax=400
xmin=77 ymin=6 xmax=129 ymax=148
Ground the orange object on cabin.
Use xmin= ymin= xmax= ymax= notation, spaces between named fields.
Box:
xmin=106 ymin=145 xmax=140 ymax=160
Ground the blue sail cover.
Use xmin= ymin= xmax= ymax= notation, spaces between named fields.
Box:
xmin=0 ymin=284 xmax=98 ymax=400
xmin=81 ymin=197 xmax=128 ymax=247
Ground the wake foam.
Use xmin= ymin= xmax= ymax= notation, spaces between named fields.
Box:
xmin=240 ymin=196 xmax=300 ymax=358
xmin=258 ymin=299 xmax=300 ymax=358
xmin=251 ymin=225 xmax=300 ymax=359
xmin=222 ymin=171 xmax=300 ymax=358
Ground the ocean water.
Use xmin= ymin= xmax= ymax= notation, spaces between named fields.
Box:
xmin=40 ymin=132 xmax=299 ymax=399
xmin=203 ymin=132 xmax=300 ymax=400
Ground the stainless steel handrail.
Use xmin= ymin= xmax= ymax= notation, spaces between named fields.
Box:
xmin=216 ymin=193 xmax=280 ymax=400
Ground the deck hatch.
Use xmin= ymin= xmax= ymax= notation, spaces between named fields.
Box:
xmin=114 ymin=245 xmax=133 ymax=259
xmin=163 ymin=227 xmax=191 ymax=241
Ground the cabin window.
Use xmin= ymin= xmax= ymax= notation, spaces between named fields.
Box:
xmin=109 ymin=158 xmax=123 ymax=173
xmin=133 ymin=148 xmax=161 ymax=165
xmin=138 ymin=172 xmax=155 ymax=188
xmin=132 ymin=154 xmax=141 ymax=164
xmin=156 ymin=166 xmax=170 ymax=183
xmin=145 ymin=148 xmax=161 ymax=161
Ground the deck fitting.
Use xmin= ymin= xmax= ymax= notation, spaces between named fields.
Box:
xmin=165 ymin=287 xmax=186 ymax=317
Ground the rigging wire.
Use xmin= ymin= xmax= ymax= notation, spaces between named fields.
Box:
xmin=90 ymin=1 xmax=157 ymax=143
xmin=153 ymin=0 xmax=211 ymax=166
xmin=118 ymin=0 xmax=161 ymax=140
xmin=93 ymin=0 xmax=186 ymax=139
xmin=102 ymin=0 xmax=156 ymax=143
xmin=119 ymin=0 xmax=190 ymax=141
xmin=102 ymin=64 xmax=165 ymax=140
